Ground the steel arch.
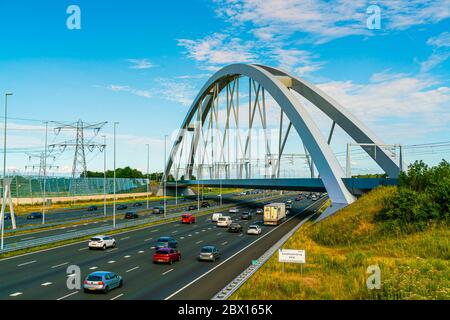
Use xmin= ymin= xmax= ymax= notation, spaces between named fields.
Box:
xmin=164 ymin=64 xmax=399 ymax=210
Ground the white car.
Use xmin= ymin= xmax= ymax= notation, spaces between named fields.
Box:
xmin=256 ymin=208 xmax=263 ymax=214
xmin=88 ymin=235 xmax=116 ymax=250
xmin=212 ymin=213 xmax=223 ymax=222
xmin=229 ymin=208 xmax=239 ymax=214
xmin=247 ymin=225 xmax=262 ymax=235
xmin=217 ymin=216 xmax=232 ymax=227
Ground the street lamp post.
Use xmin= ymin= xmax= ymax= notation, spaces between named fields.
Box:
xmin=163 ymin=135 xmax=168 ymax=219
xmin=113 ymin=122 xmax=118 ymax=228
xmin=1 ymin=92 xmax=12 ymax=250
xmin=103 ymin=135 xmax=107 ymax=217
xmin=146 ymin=143 xmax=150 ymax=210
xmin=42 ymin=121 xmax=48 ymax=224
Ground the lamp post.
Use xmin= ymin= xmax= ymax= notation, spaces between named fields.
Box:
xmin=103 ymin=135 xmax=107 ymax=217
xmin=146 ymin=143 xmax=149 ymax=210
xmin=164 ymin=134 xmax=168 ymax=219
xmin=113 ymin=122 xmax=118 ymax=228
xmin=1 ymin=92 xmax=12 ymax=250
xmin=42 ymin=121 xmax=48 ymax=224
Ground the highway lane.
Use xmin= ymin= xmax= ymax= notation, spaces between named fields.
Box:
xmin=0 ymin=195 xmax=320 ymax=300
xmin=2 ymin=192 xmax=276 ymax=244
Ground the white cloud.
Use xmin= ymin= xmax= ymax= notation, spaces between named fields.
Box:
xmin=214 ymin=0 xmax=450 ymax=43
xmin=155 ymin=79 xmax=198 ymax=107
xmin=427 ymin=31 xmax=450 ymax=48
xmin=108 ymin=85 xmax=152 ymax=98
xmin=177 ymin=33 xmax=257 ymax=70
xmin=126 ymin=58 xmax=155 ymax=69
xmin=421 ymin=31 xmax=450 ymax=73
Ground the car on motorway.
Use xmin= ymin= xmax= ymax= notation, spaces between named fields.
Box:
xmin=83 ymin=271 xmax=123 ymax=293
xmin=228 ymin=222 xmax=243 ymax=233
xmin=154 ymin=236 xmax=178 ymax=250
xmin=27 ymin=212 xmax=42 ymax=220
xmin=311 ymin=195 xmax=318 ymax=201
xmin=211 ymin=212 xmax=223 ymax=222
xmin=117 ymin=204 xmax=128 ymax=210
xmin=286 ymin=203 xmax=292 ymax=209
xmin=256 ymin=208 xmax=263 ymax=215
xmin=124 ymin=211 xmax=139 ymax=219
xmin=229 ymin=207 xmax=239 ymax=214
xmin=201 ymin=201 xmax=210 ymax=208
xmin=87 ymin=205 xmax=98 ymax=211
xmin=198 ymin=246 xmax=220 ymax=262
xmin=188 ymin=205 xmax=198 ymax=211
xmin=247 ymin=224 xmax=262 ymax=235
xmin=153 ymin=248 xmax=181 ymax=264
xmin=241 ymin=211 xmax=253 ymax=220
xmin=132 ymin=202 xmax=143 ymax=207
xmin=4 ymin=213 xmax=17 ymax=220
xmin=295 ymin=197 xmax=302 ymax=201
xmin=217 ymin=216 xmax=232 ymax=227
xmin=181 ymin=213 xmax=196 ymax=224
xmin=152 ymin=206 xmax=165 ymax=214
xmin=88 ymin=235 xmax=116 ymax=250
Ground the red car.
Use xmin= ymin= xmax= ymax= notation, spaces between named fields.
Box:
xmin=153 ymin=248 xmax=181 ymax=265
xmin=181 ymin=214 xmax=196 ymax=224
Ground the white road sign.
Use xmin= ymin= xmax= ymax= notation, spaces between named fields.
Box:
xmin=278 ymin=249 xmax=305 ymax=264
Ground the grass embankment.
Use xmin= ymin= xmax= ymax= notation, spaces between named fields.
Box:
xmin=231 ymin=184 xmax=449 ymax=300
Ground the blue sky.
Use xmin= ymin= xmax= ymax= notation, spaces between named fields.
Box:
xmin=0 ymin=0 xmax=449 ymax=176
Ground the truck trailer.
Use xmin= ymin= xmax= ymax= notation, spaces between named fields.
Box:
xmin=264 ymin=203 xmax=286 ymax=226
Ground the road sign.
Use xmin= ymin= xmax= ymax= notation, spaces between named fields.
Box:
xmin=278 ymin=249 xmax=305 ymax=264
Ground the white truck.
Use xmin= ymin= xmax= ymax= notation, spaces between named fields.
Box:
xmin=264 ymin=203 xmax=286 ymax=226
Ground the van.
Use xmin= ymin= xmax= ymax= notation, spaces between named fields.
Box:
xmin=211 ymin=213 xmax=223 ymax=222
xmin=217 ymin=216 xmax=232 ymax=227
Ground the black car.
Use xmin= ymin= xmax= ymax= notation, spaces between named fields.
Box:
xmin=124 ymin=211 xmax=139 ymax=219
xmin=132 ymin=202 xmax=142 ymax=207
xmin=241 ymin=212 xmax=253 ymax=220
xmin=117 ymin=204 xmax=128 ymax=210
xmin=87 ymin=205 xmax=98 ymax=212
xmin=228 ymin=223 xmax=242 ymax=233
xmin=4 ymin=213 xmax=16 ymax=220
xmin=201 ymin=201 xmax=210 ymax=208
xmin=27 ymin=212 xmax=42 ymax=220
xmin=152 ymin=206 xmax=165 ymax=214
xmin=160 ymin=200 xmax=168 ymax=205
xmin=155 ymin=236 xmax=177 ymax=250
xmin=188 ymin=205 xmax=198 ymax=211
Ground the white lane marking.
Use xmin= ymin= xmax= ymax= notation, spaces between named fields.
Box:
xmin=180 ymin=237 xmax=185 ymax=240
xmin=10 ymin=292 xmax=23 ymax=297
xmin=41 ymin=282 xmax=52 ymax=287
xmin=110 ymin=293 xmax=124 ymax=300
xmin=51 ymin=262 xmax=68 ymax=269
xmin=188 ymin=234 xmax=192 ymax=237
xmin=162 ymin=269 xmax=174 ymax=276
xmin=18 ymin=260 xmax=36 ymax=267
xmin=164 ymin=203 xmax=318 ymax=300
xmin=195 ymin=232 xmax=199 ymax=234
xmin=172 ymin=231 xmax=178 ymax=234
xmin=126 ymin=266 xmax=139 ymax=273
xmin=107 ymin=260 xmax=116 ymax=264
xmin=208 ymin=228 xmax=212 ymax=230
xmin=239 ymin=234 xmax=243 ymax=237
xmin=57 ymin=291 xmax=79 ymax=300
xmin=138 ymin=251 xmax=144 ymax=254
xmin=120 ymin=237 xmax=130 ymax=240
xmin=124 ymin=255 xmax=131 ymax=259
xmin=151 ymin=229 xmax=159 ymax=233
xmin=79 ymin=247 xmax=88 ymax=251
xmin=89 ymin=266 xmax=98 ymax=270
xmin=108 ymin=248 xmax=118 ymax=252
xmin=202 ymin=230 xmax=206 ymax=232
xmin=21 ymin=237 xmax=35 ymax=241
xmin=67 ymin=274 xmax=77 ymax=278
xmin=196 ymin=240 xmax=203 ymax=244
xmin=221 ymin=241 xmax=228 ymax=245
xmin=216 ymin=232 xmax=222 ymax=236
xmin=144 ymin=238 xmax=153 ymax=242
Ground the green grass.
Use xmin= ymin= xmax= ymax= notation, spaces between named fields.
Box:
xmin=230 ymin=186 xmax=450 ymax=300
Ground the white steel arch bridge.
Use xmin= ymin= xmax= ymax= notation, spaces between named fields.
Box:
xmin=161 ymin=64 xmax=401 ymax=218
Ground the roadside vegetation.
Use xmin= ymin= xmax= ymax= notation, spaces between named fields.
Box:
xmin=231 ymin=160 xmax=449 ymax=300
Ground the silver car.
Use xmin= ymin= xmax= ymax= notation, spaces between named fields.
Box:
xmin=198 ymin=246 xmax=220 ymax=262
xmin=83 ymin=271 xmax=123 ymax=293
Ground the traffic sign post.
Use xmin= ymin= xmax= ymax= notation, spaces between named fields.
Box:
xmin=278 ymin=249 xmax=306 ymax=274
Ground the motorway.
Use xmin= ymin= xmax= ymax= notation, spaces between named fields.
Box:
xmin=0 ymin=195 xmax=324 ymax=300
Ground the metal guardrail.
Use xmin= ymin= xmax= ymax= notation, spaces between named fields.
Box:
xmin=211 ymin=197 xmax=327 ymax=300
xmin=0 ymin=193 xmax=293 ymax=255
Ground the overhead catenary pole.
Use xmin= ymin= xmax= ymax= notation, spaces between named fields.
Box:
xmin=164 ymin=134 xmax=168 ymax=219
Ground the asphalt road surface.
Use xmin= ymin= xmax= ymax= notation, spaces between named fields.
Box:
xmin=0 ymin=195 xmax=323 ymax=300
